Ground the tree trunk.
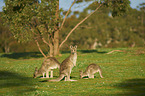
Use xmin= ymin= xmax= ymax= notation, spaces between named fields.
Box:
xmin=49 ymin=44 xmax=54 ymax=57
xmin=54 ymin=30 xmax=59 ymax=56
xmin=4 ymin=41 xmax=10 ymax=53
xmin=4 ymin=45 xmax=10 ymax=53
xmin=53 ymin=0 xmax=60 ymax=56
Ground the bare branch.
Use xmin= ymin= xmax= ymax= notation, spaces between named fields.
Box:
xmin=35 ymin=39 xmax=47 ymax=58
xmin=106 ymin=50 xmax=125 ymax=54
xmin=49 ymin=33 xmax=54 ymax=44
xmin=59 ymin=4 xmax=102 ymax=48
xmin=29 ymin=23 xmax=39 ymax=36
xmin=42 ymin=38 xmax=50 ymax=46
xmin=59 ymin=0 xmax=76 ymax=31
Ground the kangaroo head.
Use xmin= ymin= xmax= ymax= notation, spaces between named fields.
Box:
xmin=70 ymin=45 xmax=77 ymax=54
xmin=79 ymin=70 xmax=83 ymax=79
xmin=33 ymin=67 xmax=38 ymax=78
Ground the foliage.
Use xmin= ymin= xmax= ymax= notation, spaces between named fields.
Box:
xmin=2 ymin=0 xmax=61 ymax=43
xmin=60 ymin=1 xmax=145 ymax=49
xmin=0 ymin=12 xmax=14 ymax=53
xmin=104 ymin=0 xmax=130 ymax=17
xmin=76 ymin=0 xmax=130 ymax=17
xmin=0 ymin=48 xmax=145 ymax=95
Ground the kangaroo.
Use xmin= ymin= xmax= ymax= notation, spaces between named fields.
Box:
xmin=33 ymin=57 xmax=60 ymax=78
xmin=80 ymin=63 xmax=104 ymax=79
xmin=49 ymin=45 xmax=77 ymax=82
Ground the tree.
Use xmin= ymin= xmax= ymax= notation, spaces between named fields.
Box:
xmin=2 ymin=0 xmax=130 ymax=57
xmin=0 ymin=12 xmax=13 ymax=53
xmin=138 ymin=3 xmax=145 ymax=40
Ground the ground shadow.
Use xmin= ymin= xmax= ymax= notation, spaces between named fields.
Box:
xmin=61 ymin=50 xmax=107 ymax=54
xmin=40 ymin=76 xmax=78 ymax=82
xmin=61 ymin=50 xmax=70 ymax=54
xmin=38 ymin=75 xmax=58 ymax=78
xmin=1 ymin=52 xmax=44 ymax=59
xmin=0 ymin=71 xmax=38 ymax=95
xmin=1 ymin=50 xmax=107 ymax=59
xmin=79 ymin=50 xmax=107 ymax=54
xmin=112 ymin=78 xmax=145 ymax=96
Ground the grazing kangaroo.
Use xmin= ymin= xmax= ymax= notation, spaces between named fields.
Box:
xmin=33 ymin=57 xmax=60 ymax=78
xmin=80 ymin=63 xmax=104 ymax=79
xmin=49 ymin=45 xmax=77 ymax=82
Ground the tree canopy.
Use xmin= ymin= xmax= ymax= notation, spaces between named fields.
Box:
xmin=2 ymin=0 xmax=61 ymax=42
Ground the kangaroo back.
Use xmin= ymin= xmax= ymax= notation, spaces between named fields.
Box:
xmin=44 ymin=57 xmax=60 ymax=69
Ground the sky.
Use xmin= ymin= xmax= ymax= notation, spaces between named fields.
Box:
xmin=0 ymin=0 xmax=145 ymax=12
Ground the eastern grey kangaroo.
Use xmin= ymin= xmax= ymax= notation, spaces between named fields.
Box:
xmin=33 ymin=57 xmax=60 ymax=78
xmin=80 ymin=63 xmax=104 ymax=79
xmin=49 ymin=45 xmax=77 ymax=81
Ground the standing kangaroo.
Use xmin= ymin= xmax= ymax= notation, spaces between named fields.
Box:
xmin=49 ymin=45 xmax=77 ymax=82
xmin=80 ymin=63 xmax=104 ymax=79
xmin=33 ymin=57 xmax=60 ymax=78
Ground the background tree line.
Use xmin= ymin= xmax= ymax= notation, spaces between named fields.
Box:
xmin=60 ymin=2 xmax=145 ymax=49
xmin=0 ymin=0 xmax=144 ymax=54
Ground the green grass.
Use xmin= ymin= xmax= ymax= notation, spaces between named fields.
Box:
xmin=0 ymin=47 xmax=145 ymax=96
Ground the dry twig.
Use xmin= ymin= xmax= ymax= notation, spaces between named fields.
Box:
xmin=106 ymin=50 xmax=124 ymax=54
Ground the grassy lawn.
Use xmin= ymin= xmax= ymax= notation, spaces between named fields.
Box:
xmin=0 ymin=47 xmax=145 ymax=96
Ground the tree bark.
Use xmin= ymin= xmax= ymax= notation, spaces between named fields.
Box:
xmin=4 ymin=45 xmax=10 ymax=53
xmin=54 ymin=30 xmax=59 ymax=56
xmin=4 ymin=41 xmax=10 ymax=53
xmin=49 ymin=43 xmax=54 ymax=57
xmin=53 ymin=0 xmax=60 ymax=56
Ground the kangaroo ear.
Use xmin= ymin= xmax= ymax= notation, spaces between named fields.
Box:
xmin=70 ymin=45 xmax=73 ymax=49
xmin=74 ymin=45 xmax=77 ymax=49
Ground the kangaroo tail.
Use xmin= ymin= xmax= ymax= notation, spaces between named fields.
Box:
xmin=98 ymin=69 xmax=104 ymax=78
xmin=48 ymin=74 xmax=65 ymax=82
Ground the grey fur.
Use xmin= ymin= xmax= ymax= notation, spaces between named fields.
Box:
xmin=80 ymin=63 xmax=104 ymax=79
xmin=49 ymin=45 xmax=77 ymax=82
xmin=33 ymin=57 xmax=60 ymax=78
